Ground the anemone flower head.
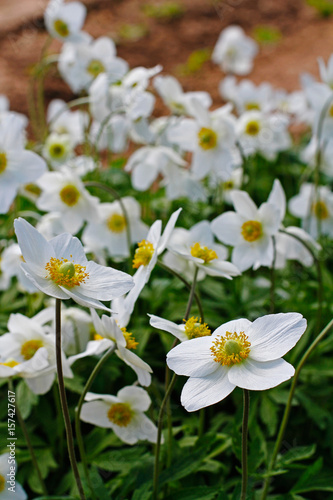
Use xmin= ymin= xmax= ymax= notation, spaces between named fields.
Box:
xmin=167 ymin=312 xmax=307 ymax=412
xmin=44 ymin=0 xmax=87 ymax=43
xmin=14 ymin=218 xmax=134 ymax=312
xmin=80 ymin=386 xmax=158 ymax=444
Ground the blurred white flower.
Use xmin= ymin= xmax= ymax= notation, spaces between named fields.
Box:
xmin=212 ymin=25 xmax=258 ymax=75
xmin=44 ymin=0 xmax=87 ymax=42
xmin=0 ymin=453 xmax=27 ymax=499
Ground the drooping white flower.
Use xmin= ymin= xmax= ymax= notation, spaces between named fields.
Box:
xmin=80 ymin=386 xmax=158 ymax=444
xmin=36 ymin=166 xmax=100 ymax=233
xmin=154 ymin=75 xmax=212 ymax=116
xmin=82 ymin=197 xmax=148 ymax=259
xmin=0 ymin=453 xmax=27 ymax=499
xmin=44 ymin=0 xmax=87 ymax=42
xmin=149 ymin=314 xmax=212 ymax=343
xmin=167 ymin=313 xmax=306 ymax=411
xmin=0 ymin=313 xmax=73 ymax=394
xmin=211 ymin=187 xmax=281 ymax=272
xmin=212 ymin=25 xmax=258 ymax=75
xmin=0 ymin=243 xmax=39 ymax=293
xmin=69 ymin=309 xmax=152 ymax=386
xmin=288 ymin=183 xmax=333 ymax=238
xmin=0 ymin=114 xmax=47 ymax=214
xmin=165 ymin=220 xmax=240 ymax=280
xmin=14 ymin=218 xmax=134 ymax=311
xmin=236 ymin=110 xmax=291 ymax=160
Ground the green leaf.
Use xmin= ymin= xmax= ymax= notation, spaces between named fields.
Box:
xmin=260 ymin=394 xmax=278 ymax=436
xmin=290 ymin=457 xmax=326 ymax=493
xmin=277 ymin=444 xmax=316 ymax=466
xmin=164 ymin=485 xmax=220 ymax=500
xmin=16 ymin=379 xmax=38 ymax=419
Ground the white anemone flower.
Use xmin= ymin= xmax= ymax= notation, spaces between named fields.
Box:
xmin=236 ymin=110 xmax=291 ymax=160
xmin=82 ymin=197 xmax=148 ymax=259
xmin=43 ymin=132 xmax=74 ymax=168
xmin=167 ymin=102 xmax=237 ymax=181
xmin=0 ymin=313 xmax=73 ymax=394
xmin=220 ymin=76 xmax=273 ymax=115
xmin=288 ymin=183 xmax=333 ymax=239
xmin=47 ymin=99 xmax=89 ymax=147
xmin=0 ymin=114 xmax=47 ymax=214
xmin=1 ymin=243 xmax=39 ymax=293
xmin=69 ymin=309 xmax=152 ymax=386
xmin=14 ymin=218 xmax=134 ymax=311
xmin=211 ymin=188 xmax=281 ymax=272
xmin=154 ymin=75 xmax=212 ymax=116
xmin=166 ymin=220 xmax=240 ymax=280
xmin=81 ymin=386 xmax=158 ymax=444
xmin=44 ymin=0 xmax=87 ymax=42
xmin=0 ymin=453 xmax=27 ymax=500
xmin=212 ymin=25 xmax=258 ymax=76
xmin=36 ymin=166 xmax=100 ymax=233
xmin=149 ymin=314 xmax=212 ymax=343
xmin=167 ymin=313 xmax=307 ymax=412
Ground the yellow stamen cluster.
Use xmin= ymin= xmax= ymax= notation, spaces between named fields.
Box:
xmin=0 ymin=474 xmax=5 ymax=492
xmin=245 ymin=102 xmax=260 ymax=111
xmin=45 ymin=257 xmax=89 ymax=288
xmin=121 ymin=327 xmax=138 ymax=350
xmin=21 ymin=340 xmax=44 ymax=361
xmin=210 ymin=331 xmax=251 ymax=366
xmin=59 ymin=185 xmax=81 ymax=206
xmin=54 ymin=19 xmax=69 ymax=37
xmin=49 ymin=143 xmax=66 ymax=159
xmin=24 ymin=183 xmax=42 ymax=196
xmin=107 ymin=213 xmax=127 ymax=233
xmin=107 ymin=403 xmax=133 ymax=427
xmin=190 ymin=242 xmax=218 ymax=263
xmin=0 ymin=359 xmax=19 ymax=368
xmin=241 ymin=220 xmax=262 ymax=242
xmin=0 ymin=152 xmax=7 ymax=174
xmin=223 ymin=180 xmax=234 ymax=190
xmin=245 ymin=120 xmax=260 ymax=136
xmin=184 ymin=317 xmax=211 ymax=340
xmin=198 ymin=127 xmax=218 ymax=150
xmin=94 ymin=334 xmax=104 ymax=341
xmin=132 ymin=240 xmax=155 ymax=268
xmin=312 ymin=200 xmax=329 ymax=220
xmin=87 ymin=59 xmax=106 ymax=78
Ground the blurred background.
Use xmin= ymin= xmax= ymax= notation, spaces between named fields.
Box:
xmin=1 ymin=0 xmax=333 ymax=115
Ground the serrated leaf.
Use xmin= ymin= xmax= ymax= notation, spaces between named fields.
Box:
xmin=277 ymin=444 xmax=316 ymax=466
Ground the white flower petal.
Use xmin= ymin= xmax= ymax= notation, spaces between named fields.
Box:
xmin=117 ymin=385 xmax=151 ymax=412
xmin=166 ymin=336 xmax=218 ymax=377
xmin=81 ymin=400 xmax=113 ymax=428
xmin=231 ymin=190 xmax=258 ymax=218
xmin=228 ymin=358 xmax=295 ymax=390
xmin=149 ymin=315 xmax=186 ymax=341
xmin=211 ymin=212 xmax=243 ymax=246
xmin=14 ymin=218 xmax=54 ymax=268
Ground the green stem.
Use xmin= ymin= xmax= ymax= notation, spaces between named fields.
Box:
xmin=55 ymin=299 xmax=86 ymax=500
xmin=240 ymin=389 xmax=250 ymax=500
xmin=152 ymin=267 xmax=199 ymax=500
xmin=8 ymin=379 xmax=48 ymax=495
xmin=84 ymin=181 xmax=132 ymax=266
xmin=75 ymin=345 xmax=116 ymax=500
xmin=260 ymin=317 xmax=333 ymax=500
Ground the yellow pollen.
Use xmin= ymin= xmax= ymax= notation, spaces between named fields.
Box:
xmin=0 ymin=474 xmax=5 ymax=492
xmin=0 ymin=359 xmax=19 ymax=368
xmin=190 ymin=242 xmax=218 ymax=263
xmin=132 ymin=240 xmax=154 ymax=268
xmin=94 ymin=333 xmax=104 ymax=341
xmin=184 ymin=317 xmax=211 ymax=340
xmin=245 ymin=102 xmax=260 ymax=111
xmin=87 ymin=59 xmax=106 ymax=78
xmin=223 ymin=180 xmax=234 ymax=190
xmin=24 ymin=183 xmax=42 ymax=196
xmin=54 ymin=19 xmax=70 ymax=37
xmin=49 ymin=143 xmax=66 ymax=159
xmin=107 ymin=403 xmax=133 ymax=427
xmin=107 ymin=213 xmax=127 ymax=233
xmin=312 ymin=200 xmax=329 ymax=220
xmin=241 ymin=220 xmax=262 ymax=242
xmin=210 ymin=331 xmax=251 ymax=366
xmin=121 ymin=327 xmax=138 ymax=350
xmin=21 ymin=340 xmax=43 ymax=360
xmin=59 ymin=185 xmax=81 ymax=206
xmin=45 ymin=257 xmax=89 ymax=287
xmin=198 ymin=127 xmax=218 ymax=150
xmin=245 ymin=120 xmax=260 ymax=136
xmin=0 ymin=152 xmax=7 ymax=174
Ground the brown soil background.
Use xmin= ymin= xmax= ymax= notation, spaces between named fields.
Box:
xmin=1 ymin=0 xmax=333 ymax=117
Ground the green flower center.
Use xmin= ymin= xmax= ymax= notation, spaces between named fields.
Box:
xmin=54 ymin=19 xmax=70 ymax=37
xmin=49 ymin=143 xmax=66 ymax=159
xmin=312 ymin=200 xmax=329 ymax=220
xmin=241 ymin=220 xmax=262 ymax=242
xmin=210 ymin=331 xmax=251 ymax=366
xmin=87 ymin=59 xmax=106 ymax=78
xmin=198 ymin=127 xmax=218 ymax=150
xmin=245 ymin=120 xmax=260 ymax=136
xmin=59 ymin=185 xmax=81 ymax=206
xmin=107 ymin=403 xmax=132 ymax=427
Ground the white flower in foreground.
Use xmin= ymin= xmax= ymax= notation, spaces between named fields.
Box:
xmin=36 ymin=166 xmax=100 ymax=233
xmin=211 ymin=187 xmax=281 ymax=272
xmin=14 ymin=218 xmax=134 ymax=311
xmin=81 ymin=386 xmax=158 ymax=444
xmin=166 ymin=220 xmax=240 ymax=280
xmin=149 ymin=314 xmax=212 ymax=343
xmin=0 ymin=114 xmax=47 ymax=214
xmin=167 ymin=313 xmax=307 ymax=411
xmin=288 ymin=183 xmax=333 ymax=239
xmin=82 ymin=197 xmax=148 ymax=259
xmin=44 ymin=0 xmax=87 ymax=42
xmin=0 ymin=453 xmax=27 ymax=499
xmin=212 ymin=25 xmax=258 ymax=75
xmin=69 ymin=309 xmax=152 ymax=386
